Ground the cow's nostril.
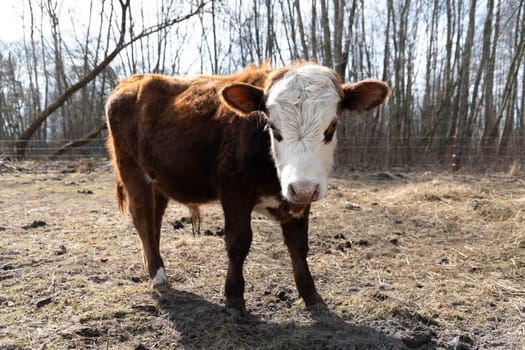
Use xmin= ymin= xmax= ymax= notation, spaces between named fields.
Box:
xmin=288 ymin=183 xmax=297 ymax=197
xmin=311 ymin=184 xmax=320 ymax=201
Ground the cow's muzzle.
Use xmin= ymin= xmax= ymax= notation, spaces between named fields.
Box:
xmin=287 ymin=181 xmax=321 ymax=203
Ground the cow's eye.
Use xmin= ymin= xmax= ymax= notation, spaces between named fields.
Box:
xmin=323 ymin=118 xmax=338 ymax=144
xmin=267 ymin=121 xmax=283 ymax=142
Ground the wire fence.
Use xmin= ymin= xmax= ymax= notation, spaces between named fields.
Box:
xmin=0 ymin=139 xmax=108 ymax=159
xmin=335 ymin=136 xmax=525 ymax=170
xmin=0 ymin=136 xmax=524 ymax=172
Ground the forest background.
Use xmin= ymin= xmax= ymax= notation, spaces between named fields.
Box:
xmin=0 ymin=0 xmax=524 ymax=170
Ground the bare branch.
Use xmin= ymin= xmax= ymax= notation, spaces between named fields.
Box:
xmin=15 ymin=0 xmax=207 ymax=157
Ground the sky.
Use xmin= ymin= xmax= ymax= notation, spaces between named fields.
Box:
xmin=0 ymin=1 xmax=104 ymax=44
xmin=0 ymin=0 xmax=211 ymax=77
xmin=0 ymin=0 xmax=470 ymax=81
xmin=0 ymin=2 xmax=25 ymax=42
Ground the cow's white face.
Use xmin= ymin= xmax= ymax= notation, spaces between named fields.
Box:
xmin=265 ymin=65 xmax=341 ymax=203
xmin=221 ymin=63 xmax=390 ymax=204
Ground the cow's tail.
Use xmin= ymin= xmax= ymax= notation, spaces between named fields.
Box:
xmin=105 ymin=111 xmax=129 ymax=217
xmin=115 ymin=179 xmax=128 ymax=216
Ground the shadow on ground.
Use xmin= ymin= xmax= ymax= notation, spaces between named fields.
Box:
xmin=151 ymin=285 xmax=431 ymax=350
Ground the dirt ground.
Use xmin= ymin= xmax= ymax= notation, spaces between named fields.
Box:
xmin=0 ymin=160 xmax=523 ymax=349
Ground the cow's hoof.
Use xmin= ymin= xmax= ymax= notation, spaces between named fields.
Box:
xmin=304 ymin=294 xmax=327 ymax=311
xmin=224 ymin=307 xmax=247 ymax=322
xmin=302 ymin=292 xmax=324 ymax=307
xmin=151 ymin=267 xmax=168 ymax=287
xmin=306 ymin=301 xmax=328 ymax=312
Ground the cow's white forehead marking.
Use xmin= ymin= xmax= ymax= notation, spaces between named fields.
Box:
xmin=266 ymin=66 xmax=341 ymax=149
xmin=266 ymin=65 xmax=341 ymax=123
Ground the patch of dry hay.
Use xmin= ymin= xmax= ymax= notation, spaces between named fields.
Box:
xmin=0 ymin=162 xmax=523 ymax=349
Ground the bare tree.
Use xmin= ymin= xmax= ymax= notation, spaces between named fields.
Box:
xmin=3 ymin=0 xmax=525 ymax=167
xmin=496 ymin=0 xmax=525 ymax=156
xmin=14 ymin=0 xmax=206 ymax=157
xmin=319 ymin=0 xmax=332 ymax=67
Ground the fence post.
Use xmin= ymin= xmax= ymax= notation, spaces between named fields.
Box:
xmin=451 ymin=133 xmax=461 ymax=171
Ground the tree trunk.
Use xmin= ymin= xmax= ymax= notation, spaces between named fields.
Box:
xmin=333 ymin=0 xmax=344 ymax=76
xmin=311 ymin=0 xmax=318 ymax=61
xmin=293 ymin=0 xmax=309 ymax=59
xmin=319 ymin=0 xmax=332 ymax=67
xmin=53 ymin=123 xmax=107 ymax=157
xmin=455 ymin=0 xmax=476 ymax=139
xmin=481 ymin=0 xmax=496 ymax=154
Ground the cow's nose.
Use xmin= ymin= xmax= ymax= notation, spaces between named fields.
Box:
xmin=288 ymin=181 xmax=320 ymax=203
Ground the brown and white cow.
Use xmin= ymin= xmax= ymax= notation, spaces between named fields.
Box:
xmin=105 ymin=62 xmax=390 ymax=316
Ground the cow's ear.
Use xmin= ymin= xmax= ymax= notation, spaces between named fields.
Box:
xmin=221 ymin=83 xmax=265 ymax=115
xmin=341 ymin=80 xmax=390 ymax=112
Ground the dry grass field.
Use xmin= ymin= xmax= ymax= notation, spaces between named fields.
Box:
xmin=0 ymin=160 xmax=523 ymax=349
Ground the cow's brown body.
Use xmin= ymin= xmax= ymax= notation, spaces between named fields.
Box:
xmin=106 ymin=63 xmax=390 ymax=315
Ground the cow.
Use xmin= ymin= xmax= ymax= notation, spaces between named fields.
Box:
xmin=105 ymin=62 xmax=390 ymax=316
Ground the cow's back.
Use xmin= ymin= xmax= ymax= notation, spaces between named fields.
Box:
xmin=106 ymin=71 xmax=277 ymax=205
xmin=106 ymin=74 xmax=191 ymax=153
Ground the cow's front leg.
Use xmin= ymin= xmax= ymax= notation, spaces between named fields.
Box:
xmin=221 ymin=195 xmax=253 ymax=317
xmin=281 ymin=210 xmax=324 ymax=308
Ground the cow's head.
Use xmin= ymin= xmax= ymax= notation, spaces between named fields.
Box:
xmin=222 ymin=64 xmax=390 ymax=204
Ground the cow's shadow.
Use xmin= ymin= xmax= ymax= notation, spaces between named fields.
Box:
xmin=151 ymin=286 xmax=433 ymax=350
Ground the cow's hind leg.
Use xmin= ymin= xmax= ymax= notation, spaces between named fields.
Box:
xmin=281 ymin=213 xmax=324 ymax=308
xmin=151 ymin=190 xmax=169 ymax=285
xmin=122 ymin=165 xmax=168 ymax=286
